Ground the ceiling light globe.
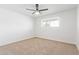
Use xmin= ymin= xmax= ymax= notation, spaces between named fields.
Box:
xmin=34 ymin=11 xmax=40 ymax=15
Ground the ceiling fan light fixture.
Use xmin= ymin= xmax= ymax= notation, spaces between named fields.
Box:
xmin=33 ymin=11 xmax=40 ymax=15
xmin=26 ymin=4 xmax=48 ymax=16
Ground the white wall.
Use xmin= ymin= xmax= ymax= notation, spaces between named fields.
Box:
xmin=76 ymin=6 xmax=79 ymax=50
xmin=0 ymin=8 xmax=34 ymax=46
xmin=0 ymin=7 xmax=77 ymax=46
xmin=35 ymin=8 xmax=77 ymax=44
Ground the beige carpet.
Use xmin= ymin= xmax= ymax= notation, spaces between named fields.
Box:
xmin=0 ymin=37 xmax=78 ymax=55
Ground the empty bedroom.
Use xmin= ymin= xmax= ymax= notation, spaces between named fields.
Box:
xmin=0 ymin=4 xmax=79 ymax=55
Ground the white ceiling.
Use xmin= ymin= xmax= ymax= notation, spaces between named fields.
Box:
xmin=0 ymin=4 xmax=77 ymax=17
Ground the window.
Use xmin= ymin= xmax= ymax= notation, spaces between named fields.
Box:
xmin=49 ymin=20 xmax=59 ymax=27
xmin=41 ymin=17 xmax=60 ymax=27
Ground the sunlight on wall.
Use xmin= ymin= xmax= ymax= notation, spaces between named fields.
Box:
xmin=41 ymin=17 xmax=60 ymax=27
xmin=49 ymin=20 xmax=59 ymax=27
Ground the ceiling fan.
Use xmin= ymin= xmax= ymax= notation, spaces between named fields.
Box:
xmin=26 ymin=4 xmax=48 ymax=15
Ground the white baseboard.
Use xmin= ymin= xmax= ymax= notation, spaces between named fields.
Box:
xmin=35 ymin=35 xmax=76 ymax=45
xmin=0 ymin=35 xmax=34 ymax=46
xmin=0 ymin=35 xmax=76 ymax=46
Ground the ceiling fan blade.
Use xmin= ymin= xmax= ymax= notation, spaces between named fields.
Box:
xmin=36 ymin=4 xmax=39 ymax=10
xmin=26 ymin=8 xmax=35 ymax=11
xmin=39 ymin=9 xmax=48 ymax=11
